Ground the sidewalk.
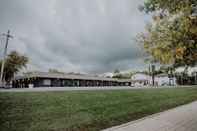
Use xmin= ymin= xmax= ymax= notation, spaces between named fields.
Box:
xmin=103 ymin=101 xmax=197 ymax=131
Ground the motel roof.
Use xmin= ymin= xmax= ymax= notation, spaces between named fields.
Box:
xmin=15 ymin=72 xmax=131 ymax=82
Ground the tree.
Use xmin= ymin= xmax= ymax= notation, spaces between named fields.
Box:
xmin=142 ymin=0 xmax=196 ymax=14
xmin=112 ymin=71 xmax=134 ymax=79
xmin=114 ymin=69 xmax=120 ymax=74
xmin=139 ymin=0 xmax=197 ymax=69
xmin=0 ymin=51 xmax=28 ymax=82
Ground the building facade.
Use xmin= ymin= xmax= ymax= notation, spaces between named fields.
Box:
xmin=131 ymin=73 xmax=177 ymax=86
xmin=131 ymin=73 xmax=151 ymax=86
xmin=12 ymin=72 xmax=132 ymax=88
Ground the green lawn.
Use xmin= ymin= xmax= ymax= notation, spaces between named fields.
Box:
xmin=1 ymin=87 xmax=197 ymax=131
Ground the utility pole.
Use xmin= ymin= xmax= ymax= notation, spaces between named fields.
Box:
xmin=148 ymin=64 xmax=151 ymax=85
xmin=0 ymin=30 xmax=13 ymax=87
xmin=151 ymin=64 xmax=155 ymax=86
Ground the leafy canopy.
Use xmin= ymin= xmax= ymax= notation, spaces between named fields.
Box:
xmin=139 ymin=0 xmax=197 ymax=67
xmin=0 ymin=51 xmax=28 ymax=82
xmin=143 ymin=0 xmax=196 ymax=14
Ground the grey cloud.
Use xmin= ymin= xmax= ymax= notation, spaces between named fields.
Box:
xmin=0 ymin=0 xmax=150 ymax=74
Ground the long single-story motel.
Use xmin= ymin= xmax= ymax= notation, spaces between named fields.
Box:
xmin=12 ymin=72 xmax=132 ymax=88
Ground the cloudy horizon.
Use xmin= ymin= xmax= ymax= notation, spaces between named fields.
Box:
xmin=0 ymin=0 xmax=150 ymax=74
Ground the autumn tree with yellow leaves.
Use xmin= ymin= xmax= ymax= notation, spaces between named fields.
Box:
xmin=139 ymin=0 xmax=197 ymax=69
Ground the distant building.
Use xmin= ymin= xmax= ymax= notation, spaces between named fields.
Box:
xmin=131 ymin=73 xmax=177 ymax=86
xmin=12 ymin=72 xmax=132 ymax=88
xmin=100 ymin=72 xmax=114 ymax=78
xmin=131 ymin=73 xmax=151 ymax=86
xmin=191 ymin=72 xmax=197 ymax=85
xmin=175 ymin=67 xmax=197 ymax=85
xmin=155 ymin=73 xmax=176 ymax=86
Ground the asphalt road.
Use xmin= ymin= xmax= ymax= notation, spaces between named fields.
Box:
xmin=0 ymin=86 xmax=178 ymax=92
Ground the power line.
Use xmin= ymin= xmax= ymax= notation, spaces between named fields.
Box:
xmin=0 ymin=30 xmax=13 ymax=87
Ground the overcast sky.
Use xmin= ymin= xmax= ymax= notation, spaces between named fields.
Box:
xmin=0 ymin=0 xmax=150 ymax=74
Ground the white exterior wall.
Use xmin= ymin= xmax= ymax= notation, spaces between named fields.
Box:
xmin=155 ymin=76 xmax=169 ymax=86
xmin=131 ymin=73 xmax=151 ymax=81
xmin=131 ymin=73 xmax=151 ymax=86
xmin=132 ymin=73 xmax=177 ymax=86
xmin=155 ymin=76 xmax=177 ymax=86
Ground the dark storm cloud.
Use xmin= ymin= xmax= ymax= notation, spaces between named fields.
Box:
xmin=0 ymin=0 xmax=150 ymax=73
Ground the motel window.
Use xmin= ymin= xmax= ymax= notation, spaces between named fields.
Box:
xmin=43 ymin=79 xmax=51 ymax=86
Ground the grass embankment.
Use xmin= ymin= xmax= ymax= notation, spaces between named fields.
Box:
xmin=1 ymin=87 xmax=197 ymax=131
